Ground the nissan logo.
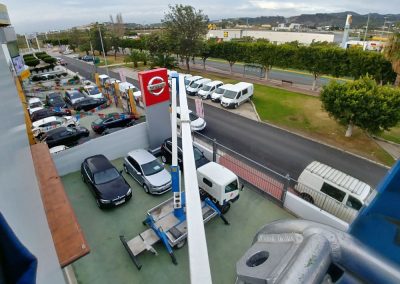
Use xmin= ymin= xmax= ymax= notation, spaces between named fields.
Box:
xmin=147 ymin=76 xmax=166 ymax=96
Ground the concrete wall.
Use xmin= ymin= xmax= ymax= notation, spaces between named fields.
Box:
xmin=0 ymin=45 xmax=65 ymax=283
xmin=284 ymin=192 xmax=349 ymax=231
xmin=53 ymin=122 xmax=149 ymax=175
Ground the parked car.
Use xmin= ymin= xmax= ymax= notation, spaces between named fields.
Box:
xmin=73 ymin=97 xmax=108 ymax=111
xmin=101 ymin=127 xmax=130 ymax=136
xmin=176 ymin=107 xmax=206 ymax=131
xmin=83 ymin=86 xmax=104 ymax=99
xmin=81 ymin=55 xmax=94 ymax=62
xmin=296 ymin=161 xmax=375 ymax=220
xmin=65 ymin=90 xmax=85 ymax=106
xmin=32 ymin=116 xmax=78 ymax=137
xmin=197 ymin=81 xmax=224 ymax=100
xmin=211 ymin=84 xmax=234 ymax=102
xmin=81 ymin=155 xmax=132 ymax=208
xmin=186 ymin=78 xmax=211 ymax=96
xmin=91 ymin=113 xmax=135 ymax=134
xmin=45 ymin=92 xmax=68 ymax=109
xmin=42 ymin=126 xmax=89 ymax=147
xmin=184 ymin=75 xmax=202 ymax=89
xmin=49 ymin=145 xmax=69 ymax=154
xmin=118 ymin=82 xmax=141 ymax=99
xmin=220 ymin=82 xmax=254 ymax=109
xmin=56 ymin=57 xmax=67 ymax=66
xmin=160 ymin=137 xmax=210 ymax=170
xmin=30 ymin=109 xmax=71 ymax=122
xmin=27 ymin=98 xmax=44 ymax=114
xmin=123 ymin=149 xmax=172 ymax=195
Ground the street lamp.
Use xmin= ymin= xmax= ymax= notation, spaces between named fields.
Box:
xmin=86 ymin=27 xmax=97 ymax=73
xmin=98 ymin=24 xmax=109 ymax=77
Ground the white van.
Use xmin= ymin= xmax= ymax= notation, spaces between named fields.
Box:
xmin=186 ymin=78 xmax=211 ymax=96
xmin=198 ymin=81 xmax=224 ymax=100
xmin=220 ymin=82 xmax=254 ymax=109
xmin=211 ymin=84 xmax=234 ymax=102
xmin=184 ymin=76 xmax=202 ymax=90
xmin=297 ymin=161 xmax=375 ymax=218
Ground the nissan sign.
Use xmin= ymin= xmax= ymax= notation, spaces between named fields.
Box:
xmin=138 ymin=68 xmax=170 ymax=107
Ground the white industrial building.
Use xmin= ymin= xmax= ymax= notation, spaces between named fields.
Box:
xmin=207 ymin=29 xmax=343 ymax=45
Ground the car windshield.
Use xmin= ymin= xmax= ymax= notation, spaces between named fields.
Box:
xmin=215 ymin=87 xmax=225 ymax=94
xmin=30 ymin=102 xmax=42 ymax=108
xmin=70 ymin=92 xmax=83 ymax=99
xmin=141 ymin=159 xmax=163 ymax=176
xmin=88 ymin=87 xmax=100 ymax=95
xmin=223 ymin=90 xmax=238 ymax=99
xmin=93 ymin=118 xmax=103 ymax=125
xmin=184 ymin=78 xmax=191 ymax=85
xmin=94 ymin=168 xmax=120 ymax=184
xmin=202 ymin=85 xmax=212 ymax=91
xmin=225 ymin=180 xmax=238 ymax=193
xmin=189 ymin=112 xmax=199 ymax=122
xmin=193 ymin=147 xmax=204 ymax=161
xmin=191 ymin=82 xmax=200 ymax=88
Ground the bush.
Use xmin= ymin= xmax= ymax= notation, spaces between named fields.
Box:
xmin=43 ymin=57 xmax=57 ymax=64
xmin=25 ymin=58 xmax=40 ymax=67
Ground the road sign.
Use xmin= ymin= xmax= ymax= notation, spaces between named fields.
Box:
xmin=223 ymin=31 xmax=229 ymax=38
xmin=195 ymin=98 xmax=204 ymax=118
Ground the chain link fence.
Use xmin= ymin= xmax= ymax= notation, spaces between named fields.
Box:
xmin=192 ymin=131 xmax=359 ymax=223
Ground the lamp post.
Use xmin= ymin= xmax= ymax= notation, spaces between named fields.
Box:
xmin=87 ymin=27 xmax=97 ymax=73
xmin=98 ymin=24 xmax=109 ymax=76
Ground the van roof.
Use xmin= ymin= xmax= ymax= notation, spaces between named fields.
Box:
xmin=99 ymin=74 xmax=109 ymax=79
xmin=230 ymin=82 xmax=253 ymax=91
xmin=217 ymin=84 xmax=234 ymax=90
xmin=188 ymin=76 xmax=202 ymax=81
xmin=195 ymin=78 xmax=211 ymax=84
xmin=197 ymin=162 xmax=237 ymax=187
xmin=205 ymin=80 xmax=223 ymax=87
xmin=305 ymin=161 xmax=372 ymax=200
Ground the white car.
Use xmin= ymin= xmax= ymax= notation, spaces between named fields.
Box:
xmin=83 ymin=85 xmax=104 ymax=99
xmin=176 ymin=107 xmax=206 ymax=131
xmin=186 ymin=78 xmax=211 ymax=96
xmin=211 ymin=84 xmax=234 ymax=102
xmin=198 ymin=81 xmax=224 ymax=100
xmin=32 ymin=116 xmax=79 ymax=137
xmin=28 ymin=98 xmax=44 ymax=114
xmin=49 ymin=145 xmax=69 ymax=154
xmin=118 ymin=82 xmax=142 ymax=99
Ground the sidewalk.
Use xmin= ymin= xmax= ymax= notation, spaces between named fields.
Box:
xmin=374 ymin=138 xmax=400 ymax=160
xmin=182 ymin=62 xmax=321 ymax=97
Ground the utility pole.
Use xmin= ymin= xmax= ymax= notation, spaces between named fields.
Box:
xmin=363 ymin=13 xmax=370 ymax=51
xmin=98 ymin=24 xmax=109 ymax=76
xmin=87 ymin=28 xmax=97 ymax=73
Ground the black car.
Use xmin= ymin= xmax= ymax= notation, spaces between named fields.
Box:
xmin=74 ymin=97 xmax=108 ymax=111
xmin=81 ymin=55 xmax=94 ymax=62
xmin=41 ymin=126 xmax=89 ymax=147
xmin=91 ymin=113 xmax=135 ymax=134
xmin=101 ymin=127 xmax=126 ymax=136
xmin=46 ymin=92 xmax=67 ymax=109
xmin=160 ymin=137 xmax=210 ymax=170
xmin=81 ymin=155 xmax=132 ymax=208
xmin=30 ymin=109 xmax=71 ymax=122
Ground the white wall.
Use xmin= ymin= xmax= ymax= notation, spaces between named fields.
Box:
xmin=54 ymin=122 xmax=149 ymax=175
xmin=284 ymin=192 xmax=349 ymax=231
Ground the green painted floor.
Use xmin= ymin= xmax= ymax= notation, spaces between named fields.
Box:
xmin=62 ymin=158 xmax=294 ymax=284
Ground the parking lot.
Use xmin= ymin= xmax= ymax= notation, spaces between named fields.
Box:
xmin=61 ymin=157 xmax=293 ymax=284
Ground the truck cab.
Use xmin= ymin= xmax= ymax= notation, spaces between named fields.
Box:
xmin=197 ymin=162 xmax=241 ymax=213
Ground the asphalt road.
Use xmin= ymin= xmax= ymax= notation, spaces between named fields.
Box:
xmin=197 ymin=58 xmax=336 ymax=86
xmin=60 ymin=55 xmax=388 ymax=187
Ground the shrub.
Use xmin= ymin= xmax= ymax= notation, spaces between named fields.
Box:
xmin=43 ymin=57 xmax=57 ymax=64
xmin=25 ymin=58 xmax=40 ymax=67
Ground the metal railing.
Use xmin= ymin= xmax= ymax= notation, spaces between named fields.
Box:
xmin=192 ymin=131 xmax=359 ymax=223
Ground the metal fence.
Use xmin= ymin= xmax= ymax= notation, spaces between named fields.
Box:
xmin=192 ymin=131 xmax=359 ymax=224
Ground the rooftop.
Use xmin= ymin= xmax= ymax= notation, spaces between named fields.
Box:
xmin=62 ymin=157 xmax=293 ymax=283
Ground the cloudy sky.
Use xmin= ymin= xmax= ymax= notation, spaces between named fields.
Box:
xmin=2 ymin=0 xmax=398 ymax=33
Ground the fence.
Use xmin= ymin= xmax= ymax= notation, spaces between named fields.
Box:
xmin=192 ymin=131 xmax=359 ymax=224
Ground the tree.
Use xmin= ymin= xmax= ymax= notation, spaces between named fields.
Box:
xmin=384 ymin=32 xmax=400 ymax=86
xmin=199 ymin=41 xmax=212 ymax=70
xmin=110 ymin=13 xmax=125 ymax=59
xmin=91 ymin=24 xmax=110 ymax=56
xmin=125 ymin=50 xmax=142 ymax=68
xmin=320 ymin=76 xmax=400 ymax=137
xmin=212 ymin=41 xmax=245 ymax=74
xmin=250 ymin=42 xmax=278 ymax=80
xmin=163 ymin=4 xmax=208 ymax=71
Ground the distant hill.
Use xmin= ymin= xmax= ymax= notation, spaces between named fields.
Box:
xmin=223 ymin=12 xmax=400 ymax=29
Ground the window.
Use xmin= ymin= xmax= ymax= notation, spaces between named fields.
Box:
xmin=224 ymin=90 xmax=238 ymax=99
xmin=141 ymin=159 xmax=163 ymax=176
xmin=176 ymin=113 xmax=181 ymax=119
xmin=242 ymin=88 xmax=248 ymax=95
xmin=225 ymin=180 xmax=238 ymax=193
xmin=203 ymin=178 xmax=212 ymax=187
xmin=166 ymin=142 xmax=172 ymax=152
xmin=94 ymin=168 xmax=120 ymax=184
xmin=236 ymin=92 xmax=242 ymax=99
xmin=127 ymin=157 xmax=135 ymax=165
xmin=346 ymin=196 xmax=362 ymax=210
xmin=320 ymin=183 xmax=346 ymax=202
xmin=131 ymin=160 xmax=141 ymax=172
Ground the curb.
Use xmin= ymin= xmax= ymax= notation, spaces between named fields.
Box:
xmin=372 ymin=135 xmax=400 ymax=147
xmin=249 ymin=100 xmax=261 ymax=122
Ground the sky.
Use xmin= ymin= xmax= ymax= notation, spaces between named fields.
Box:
xmin=2 ymin=0 xmax=399 ymax=33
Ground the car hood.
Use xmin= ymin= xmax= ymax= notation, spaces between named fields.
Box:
xmin=145 ymin=169 xmax=171 ymax=187
xmin=221 ymin=97 xmax=233 ymax=104
xmin=211 ymin=92 xmax=222 ymax=99
xmin=191 ymin=117 xmax=205 ymax=128
xmin=95 ymin=177 xmax=130 ymax=200
xmin=198 ymin=90 xmax=208 ymax=95
xmin=187 ymin=87 xmax=199 ymax=92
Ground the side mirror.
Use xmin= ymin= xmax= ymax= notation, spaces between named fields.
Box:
xmin=240 ymin=184 xmax=244 ymax=191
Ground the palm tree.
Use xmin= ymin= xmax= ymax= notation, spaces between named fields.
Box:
xmin=385 ymin=32 xmax=400 ymax=86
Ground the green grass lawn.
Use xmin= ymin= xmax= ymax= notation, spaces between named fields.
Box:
xmin=188 ymin=69 xmax=395 ymax=166
xmin=379 ymin=126 xmax=400 ymax=144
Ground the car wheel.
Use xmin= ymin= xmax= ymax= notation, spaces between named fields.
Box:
xmin=234 ymin=103 xmax=238 ymax=109
xmin=300 ymin=193 xmax=314 ymax=204
xmin=143 ymin=184 xmax=150 ymax=194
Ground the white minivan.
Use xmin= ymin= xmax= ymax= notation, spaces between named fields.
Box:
xmin=220 ymin=82 xmax=254 ymax=109
xmin=211 ymin=84 xmax=234 ymax=102
xmin=184 ymin=76 xmax=202 ymax=90
xmin=186 ymin=78 xmax=211 ymax=96
xmin=197 ymin=81 xmax=223 ymax=100
xmin=296 ymin=161 xmax=375 ymax=221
